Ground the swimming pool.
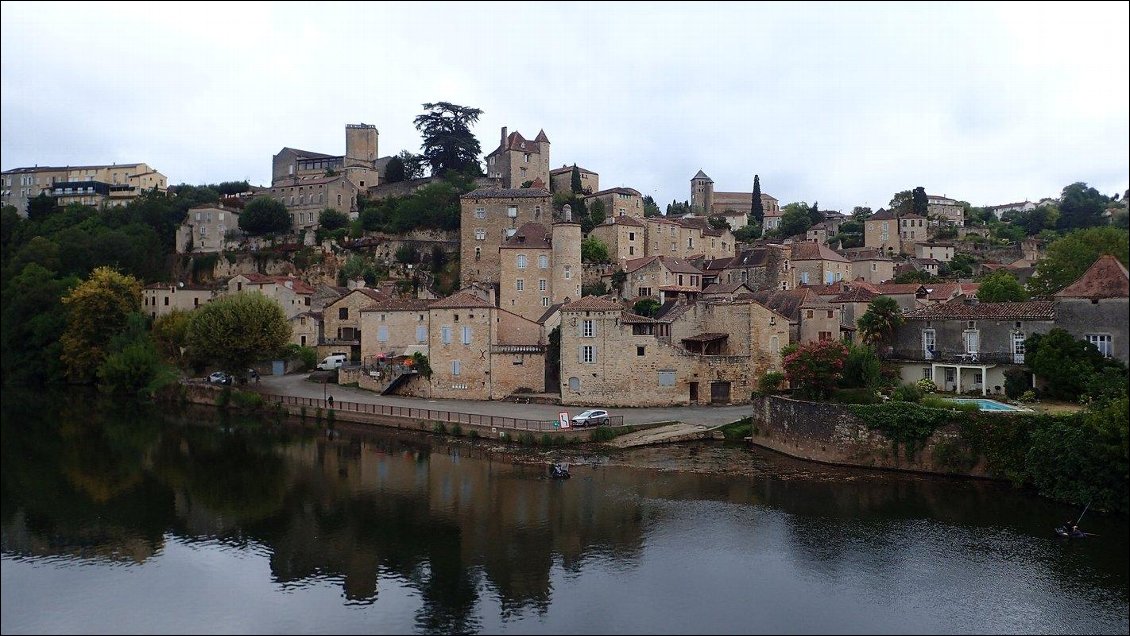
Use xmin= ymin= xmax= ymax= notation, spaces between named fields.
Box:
xmin=948 ymin=398 xmax=1029 ymax=412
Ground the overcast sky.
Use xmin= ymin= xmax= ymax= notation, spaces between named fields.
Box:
xmin=2 ymin=1 xmax=1127 ymax=212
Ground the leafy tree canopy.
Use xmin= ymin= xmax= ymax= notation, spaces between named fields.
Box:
xmin=977 ymin=270 xmax=1029 ymax=302
xmin=186 ymin=292 xmax=290 ymax=373
xmin=60 ymin=267 xmax=143 ymax=383
xmin=857 ymin=296 xmax=904 ymax=347
xmin=581 ymin=236 xmax=610 ymax=263
xmin=319 ymin=208 xmax=349 ymax=231
xmin=1028 ymin=227 xmax=1129 ymax=296
xmin=413 ymin=102 xmax=484 ymax=177
xmin=239 ymin=197 xmax=291 ymax=236
xmin=1057 ymin=182 xmax=1109 ymax=231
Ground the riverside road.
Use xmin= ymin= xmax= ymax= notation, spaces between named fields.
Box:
xmin=257 ymin=373 xmax=751 ymax=428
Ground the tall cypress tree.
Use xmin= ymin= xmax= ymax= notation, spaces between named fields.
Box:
xmin=750 ymin=174 xmax=764 ymax=226
xmin=570 ymin=164 xmax=582 ymax=194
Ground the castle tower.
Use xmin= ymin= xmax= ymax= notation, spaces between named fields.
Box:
xmin=345 ymin=123 xmax=378 ymax=168
xmin=691 ymin=170 xmax=714 ymax=214
xmin=552 ymin=211 xmax=583 ymax=305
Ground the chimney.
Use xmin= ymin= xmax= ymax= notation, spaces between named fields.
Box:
xmin=501 ymin=126 xmax=508 ymax=147
xmin=564 ymin=204 xmax=572 ymax=223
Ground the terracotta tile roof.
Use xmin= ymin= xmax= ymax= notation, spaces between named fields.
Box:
xmin=360 ymin=298 xmax=433 ymax=312
xmin=745 ymin=289 xmax=813 ymax=320
xmin=282 ymin=146 xmax=337 ymax=160
xmin=875 ymin=283 xmax=927 ymax=295
xmin=145 ymin=282 xmax=213 ymax=291
xmin=429 ymin=291 xmax=495 ymax=309
xmin=867 ymin=209 xmax=899 ymax=221
xmin=589 ymin=187 xmax=641 ymax=197
xmin=269 ymin=174 xmax=350 ymax=188
xmin=462 ymin=187 xmax=551 ymax=199
xmin=791 ymin=242 xmax=848 ymax=262
xmin=1055 ymin=255 xmax=1129 ymax=299
xmin=352 ymin=287 xmax=390 ymax=303
xmin=830 ymin=287 xmax=878 ymax=303
xmin=561 ymin=296 xmax=624 ymax=312
xmin=906 ymin=299 xmax=1055 ymax=321
xmin=682 ymin=333 xmax=729 ymax=343
xmin=620 ymin=312 xmax=656 ymax=324
xmin=661 ymin=256 xmax=703 ymax=275
xmin=623 ymin=256 xmax=660 ymax=273
xmin=659 ymin=285 xmax=702 ymax=293
xmin=534 ymin=129 xmax=550 ymax=143
xmin=550 ymin=165 xmax=597 ymax=176
xmin=702 ymin=256 xmax=733 ymax=271
xmin=487 ymin=131 xmax=545 ymax=157
xmin=501 ymin=222 xmax=552 ymax=248
xmin=703 ymin=281 xmax=752 ymax=294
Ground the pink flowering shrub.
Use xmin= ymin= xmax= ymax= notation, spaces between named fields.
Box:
xmin=783 ymin=340 xmax=850 ymax=399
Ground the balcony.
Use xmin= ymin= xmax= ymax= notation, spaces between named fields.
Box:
xmin=891 ymin=349 xmax=1023 ymax=365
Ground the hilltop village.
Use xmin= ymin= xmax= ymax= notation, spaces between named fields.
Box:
xmin=3 ymin=118 xmax=1128 ymax=408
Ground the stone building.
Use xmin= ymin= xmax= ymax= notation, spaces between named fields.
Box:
xmin=485 ymin=127 xmax=550 ymax=189
xmin=271 ymin=123 xmax=387 ymax=189
xmin=226 ymin=273 xmax=316 ymax=319
xmin=459 ymin=187 xmax=553 ymax=287
xmin=913 ymin=242 xmax=956 ymax=263
xmin=588 ymin=215 xmax=647 ymax=265
xmin=927 ymin=194 xmax=965 ymax=225
xmin=1053 ymin=255 xmax=1129 ymax=364
xmin=584 ymin=187 xmax=643 ymax=219
xmin=842 ymin=248 xmax=895 ymax=284
xmin=142 ymin=283 xmax=215 ymax=319
xmin=358 ymin=298 xmax=434 ymax=364
xmin=265 ymin=175 xmax=362 ymax=233
xmin=606 ymin=256 xmax=703 ymax=303
xmin=689 ymin=170 xmax=779 ymax=219
xmin=791 ymin=241 xmax=851 ymax=287
xmin=644 ymin=216 xmax=734 ymax=261
xmin=289 ymin=311 xmax=323 ymax=348
xmin=702 ymin=244 xmax=791 ymax=291
xmin=498 ymin=222 xmax=583 ymax=322
xmin=2 ymin=162 xmax=168 ymax=215
xmin=558 ymin=295 xmax=788 ymax=407
xmin=549 ymin=165 xmax=598 ymax=195
xmin=176 ymin=203 xmax=242 ymax=253
xmin=319 ymin=287 xmax=389 ymax=360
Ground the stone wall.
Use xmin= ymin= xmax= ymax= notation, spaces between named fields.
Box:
xmin=750 ymin=395 xmax=991 ymax=476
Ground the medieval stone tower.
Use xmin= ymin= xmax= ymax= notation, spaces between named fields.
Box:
xmin=552 ymin=206 xmax=583 ymax=304
xmin=344 ymin=123 xmax=378 ymax=168
xmin=691 ymin=170 xmax=714 ymax=213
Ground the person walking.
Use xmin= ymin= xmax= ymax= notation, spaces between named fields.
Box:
xmin=327 ymin=394 xmax=334 ymax=408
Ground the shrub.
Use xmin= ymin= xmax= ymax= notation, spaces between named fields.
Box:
xmin=469 ymin=429 xmax=479 ymax=439
xmin=840 ymin=344 xmax=881 ymax=389
xmin=916 ymin=378 xmax=938 ymax=394
xmin=1019 ymin=390 xmax=1037 ymax=403
xmin=833 ymin=388 xmax=882 ymax=404
xmin=891 ymin=383 xmax=924 ymax=402
xmin=541 ymin=434 xmax=554 ymax=447
xmin=920 ymin=396 xmax=979 ymax=412
xmin=432 ymin=422 xmax=447 ymax=435
xmin=451 ymin=424 xmax=463 ymax=436
xmin=588 ymin=427 xmax=618 ymax=443
xmin=759 ymin=371 xmax=786 ymax=394
xmin=230 ymin=390 xmax=264 ymax=410
xmin=783 ymin=340 xmax=850 ymax=399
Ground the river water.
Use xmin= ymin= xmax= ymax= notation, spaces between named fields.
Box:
xmin=1 ymin=391 xmax=1127 ymax=634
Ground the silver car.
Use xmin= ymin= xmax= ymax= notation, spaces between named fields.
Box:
xmin=571 ymin=409 xmax=609 ymax=427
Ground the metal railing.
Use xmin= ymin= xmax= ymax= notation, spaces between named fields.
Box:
xmin=892 ymin=349 xmax=1023 ymax=364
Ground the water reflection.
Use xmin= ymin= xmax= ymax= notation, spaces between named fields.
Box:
xmin=1 ymin=389 xmax=1127 ymax=634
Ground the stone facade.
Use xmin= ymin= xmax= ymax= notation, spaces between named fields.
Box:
xmin=2 ymin=162 xmax=167 ymax=215
xmin=644 ymin=216 xmax=734 ymax=261
xmin=790 ymin=242 xmax=851 ymax=287
xmin=705 ymin=245 xmax=791 ymax=291
xmin=358 ymin=299 xmax=432 ymax=364
xmin=589 ymin=215 xmax=646 ymax=265
xmin=1053 ymin=255 xmax=1129 ymax=364
xmin=498 ymin=222 xmax=582 ymax=323
xmin=142 ymin=283 xmax=214 ymax=319
xmin=549 ymin=165 xmax=598 ymax=195
xmin=585 ymin=187 xmax=643 ymax=219
xmin=607 ymin=256 xmax=703 ymax=303
xmin=176 ymin=204 xmax=242 ymax=254
xmin=845 ymin=250 xmax=895 ymax=284
xmin=689 ymin=170 xmax=779 ymax=218
xmin=927 ymin=194 xmax=965 ymax=225
xmin=863 ymin=209 xmax=900 ymax=254
xmin=271 ymin=123 xmax=384 ymax=188
xmin=459 ymin=188 xmax=552 ymax=287
xmin=558 ymin=296 xmax=787 ymax=407
xmin=226 ymin=273 xmax=316 ymax=319
xmin=484 ymin=127 xmax=550 ymax=189
xmin=266 ymin=175 xmax=360 ymax=233
xmin=321 ymin=288 xmax=388 ymax=359
xmin=914 ymin=242 xmax=955 ymax=262
xmin=289 ymin=311 xmax=323 ymax=348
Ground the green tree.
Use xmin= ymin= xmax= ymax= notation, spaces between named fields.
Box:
xmin=750 ymin=174 xmax=764 ymax=226
xmin=643 ymin=195 xmax=661 ymax=218
xmin=889 ymin=190 xmax=914 ymax=215
xmin=581 ymin=236 xmax=610 ymax=263
xmin=778 ymin=202 xmax=812 ymax=237
xmin=1028 ymin=228 xmax=1129 ymax=296
xmin=571 ymin=164 xmax=582 ymax=193
xmin=851 ymin=206 xmax=872 ymax=222
xmin=185 ymin=292 xmax=290 ymax=373
xmin=96 ymin=312 xmax=176 ymax=397
xmin=893 ymin=269 xmax=937 ymax=284
xmin=733 ymin=224 xmax=762 ymax=242
xmin=0 ymin=263 xmax=77 ymax=384
xmin=708 ymin=216 xmax=730 ymax=230
xmin=26 ymin=192 xmax=57 ymax=221
xmin=318 ymin=208 xmax=349 ymax=231
xmin=977 ymin=270 xmax=1029 ymax=302
xmin=151 ymin=309 xmax=193 ymax=366
xmin=1057 ymin=182 xmax=1109 ymax=230
xmin=59 ymin=267 xmax=143 ymax=383
xmin=384 ymin=155 xmax=406 ymax=183
xmin=395 ymin=243 xmax=419 ymax=264
xmin=633 ymin=298 xmax=661 ymax=317
xmin=589 ymin=199 xmax=607 ymax=227
xmin=857 ymin=296 xmax=904 ymax=348
xmin=413 ymin=101 xmax=484 ymax=176
xmin=1026 ymin=328 xmax=1127 ymax=402
xmin=809 ymin=200 xmax=823 ymax=226
xmin=840 ymin=343 xmax=882 ymax=388
xmin=610 ymin=269 xmax=627 ymax=295
xmin=239 ymin=197 xmax=291 ymax=235
xmin=783 ymin=340 xmax=850 ymax=399
xmin=912 ymin=186 xmax=928 ymax=217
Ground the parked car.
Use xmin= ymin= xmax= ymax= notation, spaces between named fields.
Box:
xmin=317 ymin=353 xmax=348 ymax=370
xmin=571 ymin=409 xmax=610 ymax=427
xmin=208 ymin=371 xmax=232 ymax=385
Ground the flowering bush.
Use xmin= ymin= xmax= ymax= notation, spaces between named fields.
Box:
xmin=916 ymin=378 xmax=938 ymax=393
xmin=783 ymin=340 xmax=849 ymax=400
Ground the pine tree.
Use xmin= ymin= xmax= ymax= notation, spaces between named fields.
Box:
xmin=750 ymin=174 xmax=764 ymax=226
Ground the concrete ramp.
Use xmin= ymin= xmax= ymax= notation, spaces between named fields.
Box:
xmin=608 ymin=423 xmax=713 ymax=448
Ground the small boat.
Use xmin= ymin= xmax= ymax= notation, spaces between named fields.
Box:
xmin=549 ymin=463 xmax=571 ymax=480
xmin=1055 ymin=525 xmax=1087 ymax=539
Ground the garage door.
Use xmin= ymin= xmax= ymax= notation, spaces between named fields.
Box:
xmin=710 ymin=381 xmax=731 ymax=404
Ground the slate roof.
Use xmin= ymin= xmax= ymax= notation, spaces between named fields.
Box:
xmin=693 ymin=170 xmax=712 ymax=181
xmin=791 ymin=242 xmax=848 ymax=262
xmin=537 ymin=303 xmax=564 ymax=324
xmin=703 ymin=281 xmax=752 ymax=294
xmin=830 ymin=287 xmax=879 ymax=303
xmin=501 ymin=222 xmax=552 ymax=248
xmin=905 ymin=299 xmax=1055 ymax=321
xmin=1055 ymin=255 xmax=1129 ymax=299
xmin=744 ymin=289 xmax=817 ymax=320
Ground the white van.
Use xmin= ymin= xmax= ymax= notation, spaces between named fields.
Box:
xmin=317 ymin=353 xmax=348 ymax=370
